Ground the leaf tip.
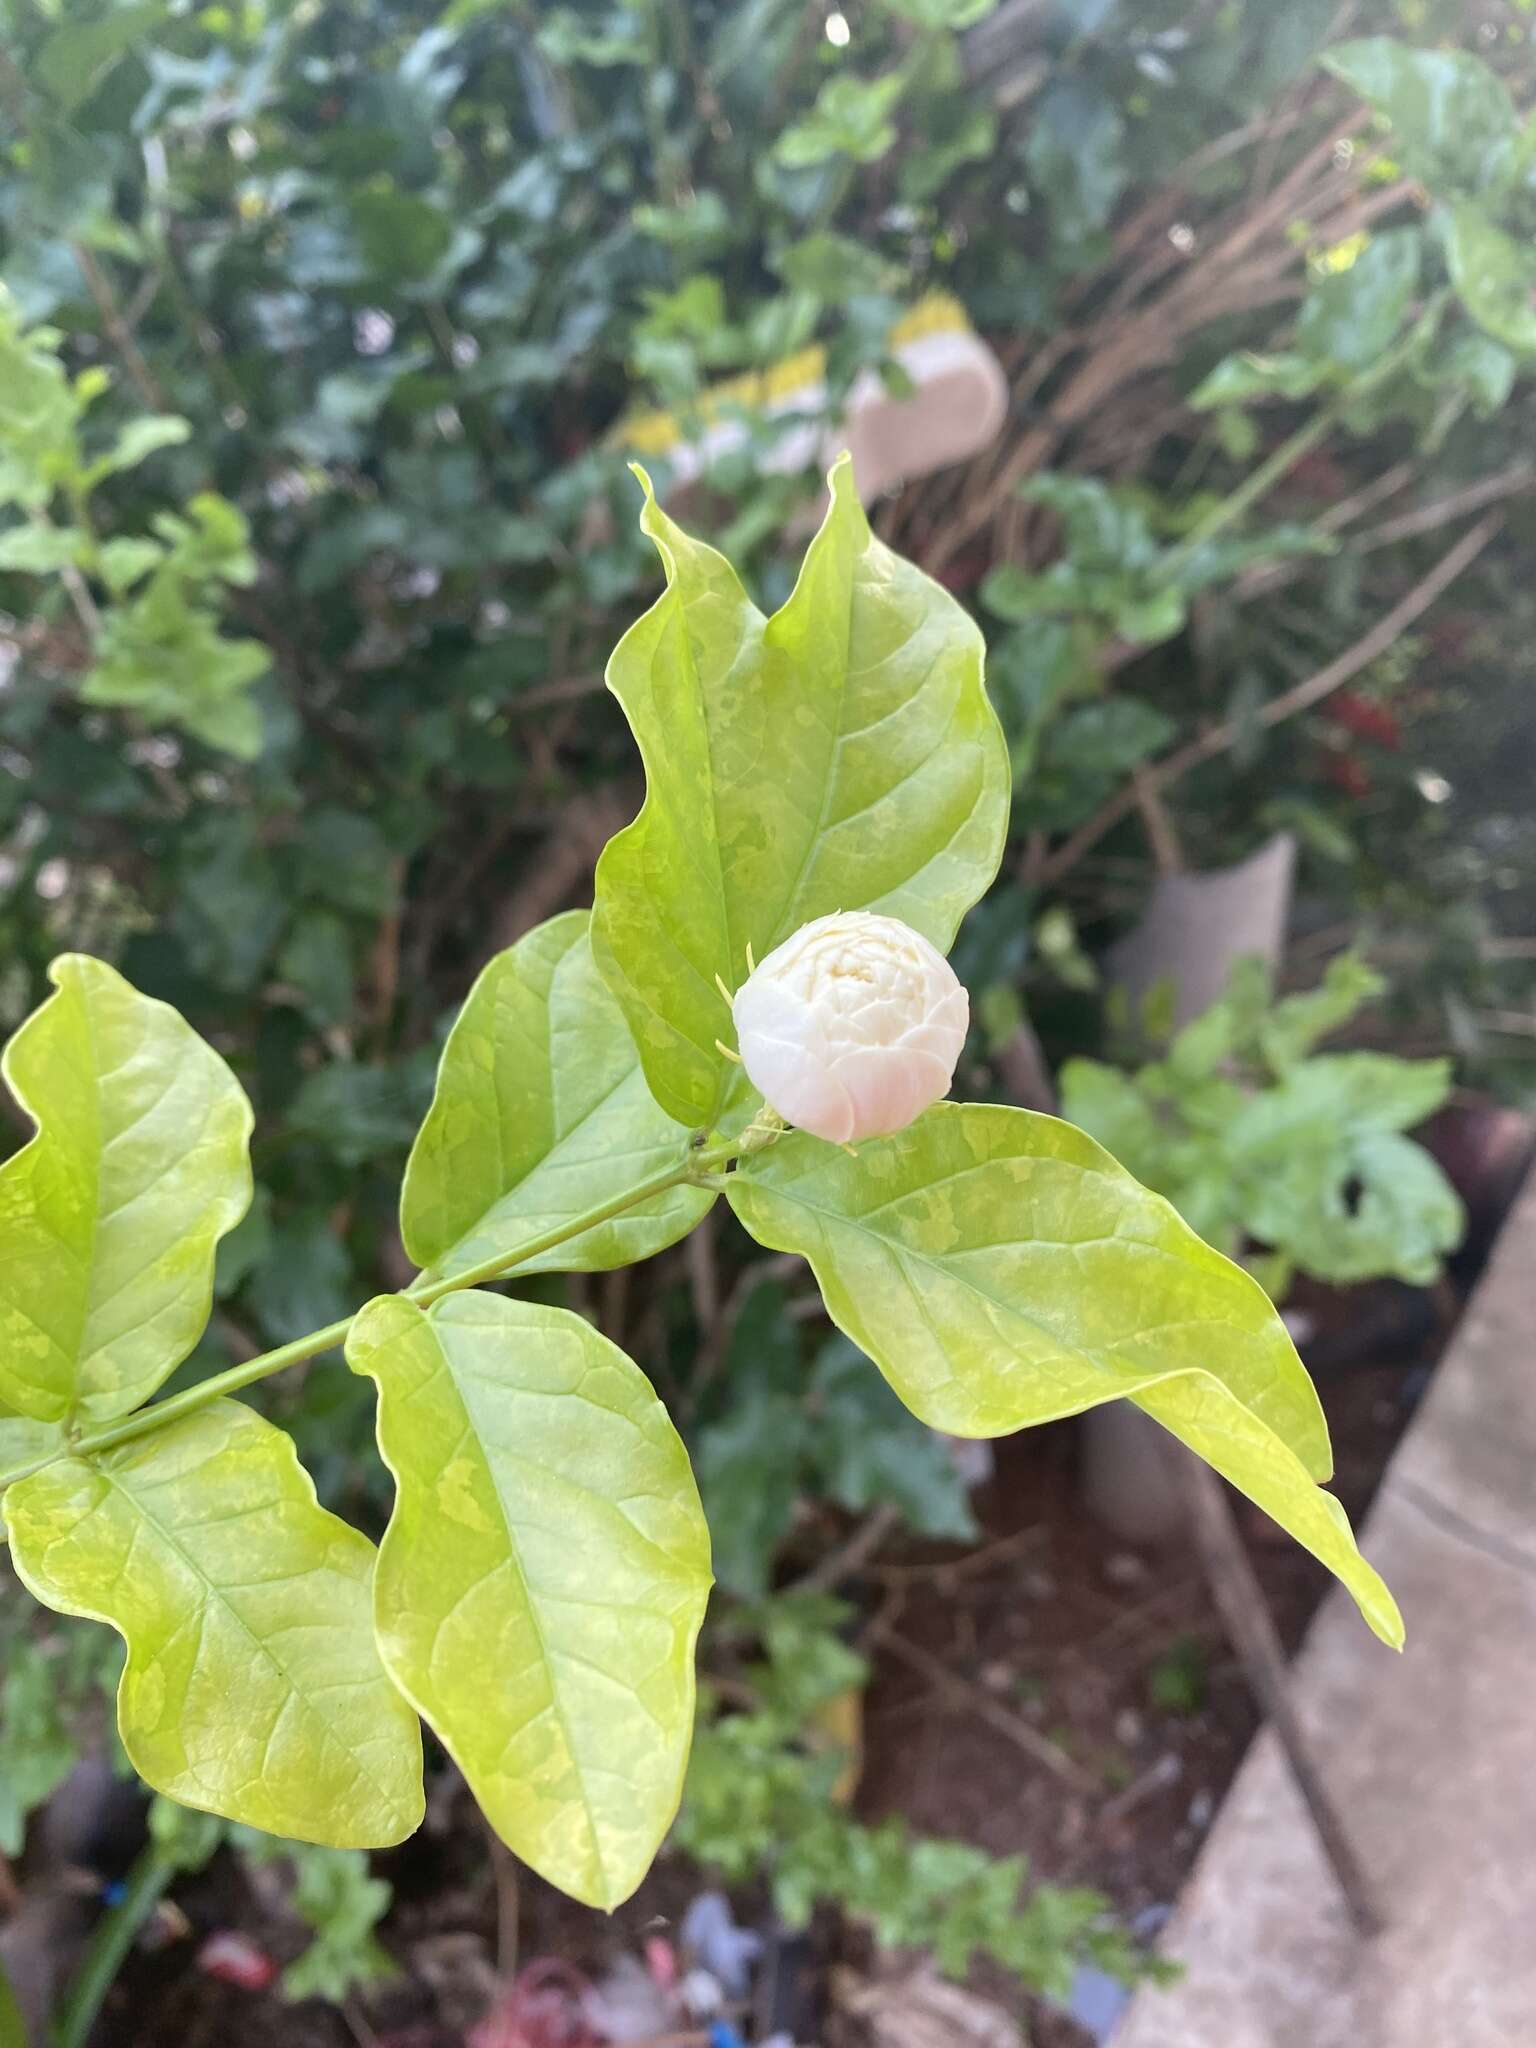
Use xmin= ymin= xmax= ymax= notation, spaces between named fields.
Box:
xmin=826 ymin=448 xmax=860 ymax=505
xmin=627 ymin=459 xmax=659 ymax=511
xmin=627 ymin=460 xmax=681 ymax=568
xmin=45 ymin=950 xmax=98 ymax=992
xmin=1372 ymin=1589 xmax=1406 ymax=1652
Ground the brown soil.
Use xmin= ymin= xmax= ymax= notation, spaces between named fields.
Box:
xmin=859 ymin=1360 xmax=1418 ymax=1921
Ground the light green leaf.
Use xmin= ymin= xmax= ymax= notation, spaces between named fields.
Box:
xmin=0 ymin=523 xmax=86 ymax=573
xmin=1056 ymin=1060 xmax=1168 ymax=1183
xmin=347 ymin=1291 xmax=712 ymax=1909
xmin=5 ymin=1401 xmax=425 ymax=1847
xmin=0 ymin=955 xmax=253 ymax=1425
xmin=772 ymin=232 xmax=898 ymax=301
xmin=1445 ymin=204 xmax=1536 ymax=356
xmin=85 ymin=414 xmax=192 ymax=486
xmin=1322 ymin=40 xmax=1519 ymax=195
xmin=1229 ymin=1054 xmax=1462 ymax=1285
xmin=171 ymin=684 xmax=266 ymax=762
xmin=1189 ymin=351 xmax=1327 ymax=410
xmin=34 ymin=3 xmax=166 ymax=110
xmin=774 ymin=74 xmax=907 ymax=169
xmin=0 ymin=1414 xmax=64 ymax=1510
xmin=234 ymin=1832 xmax=394 ymax=2003
xmin=96 ymin=536 xmax=165 ymax=593
xmin=1252 ymin=1129 xmax=1460 ymax=1288
xmin=1260 ymin=953 xmax=1384 ymax=1072
xmin=592 ymin=457 xmax=1009 ymax=1127
xmin=401 ymin=912 xmax=712 ymax=1280
xmin=1233 ymin=1051 xmax=1451 ymax=1149
xmin=1296 ymin=228 xmax=1420 ymax=372
xmin=881 ymin=0 xmax=997 ymax=27
xmin=729 ymin=1105 xmax=1401 ymax=1645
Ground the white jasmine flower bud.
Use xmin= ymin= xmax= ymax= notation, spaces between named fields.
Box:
xmin=731 ymin=911 xmax=968 ymax=1145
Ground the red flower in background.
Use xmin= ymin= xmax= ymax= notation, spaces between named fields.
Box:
xmin=1320 ymin=750 xmax=1372 ymax=799
xmin=468 ymin=1962 xmax=602 ymax=2048
xmin=1323 ymin=691 xmax=1402 ymax=749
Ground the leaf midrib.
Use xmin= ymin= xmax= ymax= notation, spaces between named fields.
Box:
xmin=437 ymin=1064 xmax=687 ymax=1277
xmin=95 ymin=1449 xmax=408 ymax=1827
xmin=741 ymin=1175 xmax=1308 ymax=1446
xmin=431 ymin=1346 xmax=615 ymax=1901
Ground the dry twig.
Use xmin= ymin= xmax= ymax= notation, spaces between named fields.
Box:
xmin=1037 ymin=513 xmax=1503 ymax=886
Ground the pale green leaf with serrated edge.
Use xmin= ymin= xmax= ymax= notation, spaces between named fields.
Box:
xmin=400 ymin=911 xmax=711 ymax=1279
xmin=729 ymin=1105 xmax=1401 ymax=1646
xmin=347 ymin=1290 xmax=712 ymax=1909
xmin=0 ymin=955 xmax=253 ymax=1425
xmin=591 ymin=456 xmax=1009 ymax=1128
xmin=4 ymin=1400 xmax=425 ymax=1846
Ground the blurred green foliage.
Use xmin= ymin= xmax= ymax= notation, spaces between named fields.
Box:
xmin=693 ymin=1287 xmax=978 ymax=1597
xmin=1062 ymin=955 xmax=1465 ymax=1293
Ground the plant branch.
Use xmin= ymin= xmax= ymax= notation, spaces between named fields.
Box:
xmin=0 ymin=1140 xmax=743 ymax=1490
xmin=71 ymin=244 xmax=174 ymax=416
xmin=870 ymin=1621 xmax=1094 ymax=1790
xmin=1350 ymin=462 xmax=1536 ymax=555
xmin=52 ymin=1834 xmax=181 ymax=2048
xmin=1155 ymin=322 xmax=1425 ymax=585
xmin=1038 ymin=512 xmax=1503 ymax=888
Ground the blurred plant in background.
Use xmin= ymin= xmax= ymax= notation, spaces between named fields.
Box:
xmin=1 ymin=0 xmax=1534 ymax=2027
xmin=1062 ymin=954 xmax=1464 ymax=1297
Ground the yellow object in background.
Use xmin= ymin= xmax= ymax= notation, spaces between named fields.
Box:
xmin=809 ymin=1680 xmax=865 ymax=1808
xmin=618 ymin=293 xmax=1007 ymax=505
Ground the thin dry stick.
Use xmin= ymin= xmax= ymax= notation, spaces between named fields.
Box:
xmin=928 ymin=118 xmax=1397 ymax=575
xmin=340 ymin=1999 xmax=381 ymax=2048
xmin=867 ymin=1521 xmax=1048 ymax=1588
xmin=1178 ymin=1453 xmax=1383 ymax=1937
xmin=681 ymin=1251 xmax=799 ymax=1422
xmin=1476 ymin=1010 xmax=1536 ymax=1037
xmin=685 ymin=1206 xmax=721 ymax=1332
xmin=872 ymin=1625 xmax=1094 ymax=1790
xmin=789 ymin=1502 xmax=902 ymax=1596
xmin=1351 ymin=463 xmax=1536 ymax=554
xmin=72 ymin=243 xmax=173 ymax=415
xmin=508 ymin=673 xmax=607 ymax=714
xmin=1236 ymin=461 xmax=1416 ymax=601
xmin=486 ymin=1826 xmax=520 ymax=1978
xmin=58 ymin=559 xmax=102 ymax=638
xmin=1038 ymin=513 xmax=1502 ymax=887
xmin=1131 ymin=767 xmax=1183 ymax=877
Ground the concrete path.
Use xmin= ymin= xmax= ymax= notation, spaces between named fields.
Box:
xmin=1115 ymin=1169 xmax=1536 ymax=2048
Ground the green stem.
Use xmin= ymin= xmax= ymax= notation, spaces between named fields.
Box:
xmin=0 ymin=1140 xmax=741 ymax=1490
xmin=1158 ymin=323 xmax=1430 ymax=580
xmin=52 ymin=1841 xmax=176 ymax=2048
xmin=1161 ymin=403 xmax=1338 ymax=572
